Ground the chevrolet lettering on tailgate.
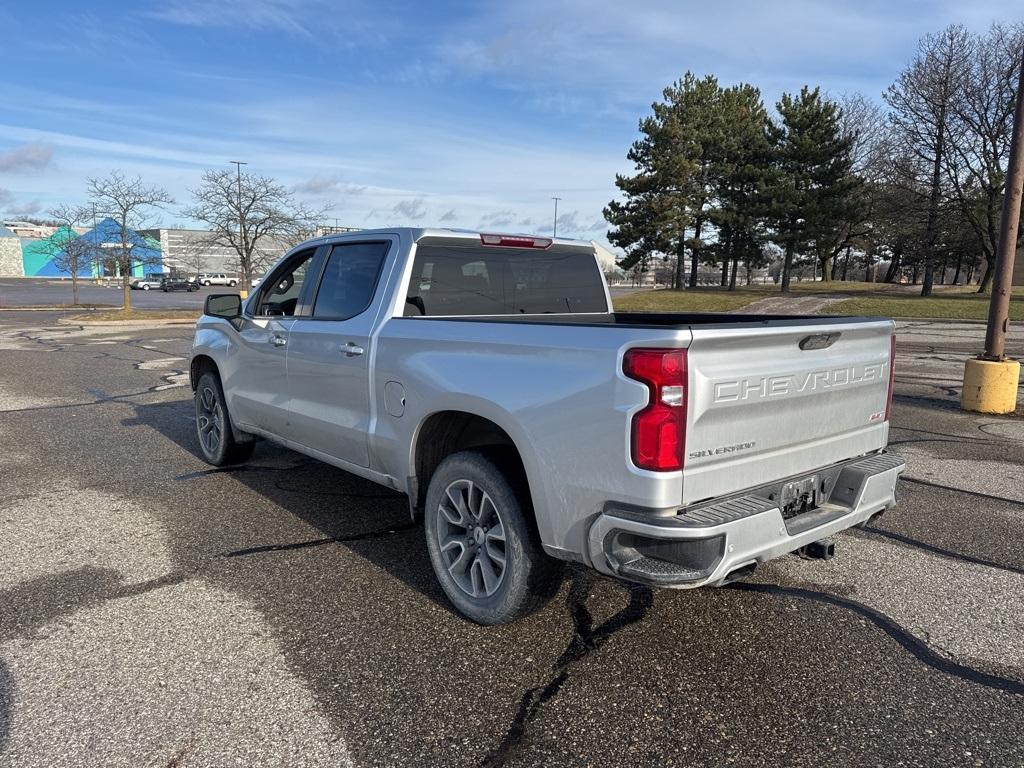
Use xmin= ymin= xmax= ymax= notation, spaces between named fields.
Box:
xmin=713 ymin=362 xmax=888 ymax=404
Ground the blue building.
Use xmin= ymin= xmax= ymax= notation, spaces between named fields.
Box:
xmin=19 ymin=218 xmax=163 ymax=278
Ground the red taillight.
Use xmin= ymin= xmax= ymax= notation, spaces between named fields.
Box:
xmin=885 ymin=334 xmax=896 ymax=421
xmin=623 ymin=348 xmax=687 ymax=471
xmin=480 ymin=234 xmax=552 ymax=249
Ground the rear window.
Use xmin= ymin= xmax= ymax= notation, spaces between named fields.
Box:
xmin=404 ymin=245 xmax=607 ymax=316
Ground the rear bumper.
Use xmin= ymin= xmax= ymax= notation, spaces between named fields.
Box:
xmin=588 ymin=453 xmax=905 ymax=587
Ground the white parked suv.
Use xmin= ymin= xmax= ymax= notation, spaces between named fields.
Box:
xmin=197 ymin=273 xmax=238 ymax=287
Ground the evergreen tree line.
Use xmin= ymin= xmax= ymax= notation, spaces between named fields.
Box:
xmin=605 ymin=23 xmax=1023 ymax=295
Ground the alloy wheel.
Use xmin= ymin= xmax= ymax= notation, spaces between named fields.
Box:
xmin=196 ymin=385 xmax=223 ymax=456
xmin=436 ymin=479 xmax=508 ymax=598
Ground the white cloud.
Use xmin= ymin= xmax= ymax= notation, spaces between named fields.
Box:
xmin=392 ymin=197 xmax=428 ymax=221
xmin=0 ymin=142 xmax=53 ymax=172
xmin=292 ymin=176 xmax=366 ymax=197
xmin=148 ymin=0 xmax=318 ymax=36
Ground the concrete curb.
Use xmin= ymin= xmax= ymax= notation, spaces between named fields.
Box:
xmin=57 ymin=317 xmax=197 ymax=327
xmin=0 ymin=306 xmax=116 ymax=312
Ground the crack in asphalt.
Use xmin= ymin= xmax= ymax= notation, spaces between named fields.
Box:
xmin=222 ymin=521 xmax=419 ymax=557
xmin=479 ymin=571 xmax=654 ymax=768
xmin=899 ymin=476 xmax=1024 ymax=508
xmin=854 ymin=527 xmax=1024 ymax=577
xmin=272 ymin=478 xmax=404 ymax=499
xmin=730 ymin=582 xmax=1024 ymax=696
xmin=173 ymin=462 xmax=311 ymax=481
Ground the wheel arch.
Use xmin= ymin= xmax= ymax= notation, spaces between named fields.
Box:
xmin=411 ymin=410 xmax=537 ymax=530
xmin=189 ymin=353 xmax=219 ymax=391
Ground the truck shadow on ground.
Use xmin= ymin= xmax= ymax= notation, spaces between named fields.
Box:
xmin=120 ymin=398 xmax=1024 ymax=768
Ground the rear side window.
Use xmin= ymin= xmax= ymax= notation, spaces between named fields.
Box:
xmin=404 ymin=245 xmax=607 ymax=316
xmin=312 ymin=241 xmax=389 ymax=319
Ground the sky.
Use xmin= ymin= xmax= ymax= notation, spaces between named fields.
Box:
xmin=0 ymin=0 xmax=1015 ymax=247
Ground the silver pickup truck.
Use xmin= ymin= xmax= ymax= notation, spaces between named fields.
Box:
xmin=190 ymin=228 xmax=904 ymax=624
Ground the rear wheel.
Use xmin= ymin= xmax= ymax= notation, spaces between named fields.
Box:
xmin=142 ymin=285 xmax=150 ymax=290
xmin=424 ymin=450 xmax=558 ymax=624
xmin=228 ymin=280 xmax=237 ymax=287
xmin=194 ymin=371 xmax=255 ymax=466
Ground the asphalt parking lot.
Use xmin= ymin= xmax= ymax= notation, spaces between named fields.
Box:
xmin=0 ymin=279 xmax=225 ymax=310
xmin=0 ymin=312 xmax=1022 ymax=767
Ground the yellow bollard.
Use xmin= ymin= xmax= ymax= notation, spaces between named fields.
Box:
xmin=239 ymin=289 xmax=248 ymax=300
xmin=960 ymin=358 xmax=1021 ymax=415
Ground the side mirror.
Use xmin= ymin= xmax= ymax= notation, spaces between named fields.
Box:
xmin=205 ymin=293 xmax=242 ymax=319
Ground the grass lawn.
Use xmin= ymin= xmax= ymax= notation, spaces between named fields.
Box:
xmin=613 ymin=288 xmax=763 ymax=312
xmin=70 ymin=309 xmax=200 ymax=322
xmin=823 ymin=293 xmax=1024 ymax=321
xmin=613 ymin=281 xmax=1017 ymax=320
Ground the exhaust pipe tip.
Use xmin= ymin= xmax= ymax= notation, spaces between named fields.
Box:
xmin=796 ymin=538 xmax=835 ymax=561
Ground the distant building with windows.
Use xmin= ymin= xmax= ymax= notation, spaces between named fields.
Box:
xmin=139 ymin=228 xmax=297 ymax=278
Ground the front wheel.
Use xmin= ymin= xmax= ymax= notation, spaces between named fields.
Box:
xmin=194 ymin=371 xmax=255 ymax=466
xmin=424 ymin=450 xmax=559 ymax=625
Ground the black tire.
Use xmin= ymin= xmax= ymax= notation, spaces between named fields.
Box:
xmin=142 ymin=285 xmax=150 ymax=290
xmin=424 ymin=450 xmax=559 ymax=625
xmin=229 ymin=280 xmax=237 ymax=287
xmin=194 ymin=371 xmax=255 ymax=466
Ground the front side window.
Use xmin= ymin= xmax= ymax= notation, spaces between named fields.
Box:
xmin=255 ymin=249 xmax=315 ymax=317
xmin=312 ymin=241 xmax=389 ymax=319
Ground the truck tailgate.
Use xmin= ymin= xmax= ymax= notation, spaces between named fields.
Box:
xmin=682 ymin=318 xmax=894 ymax=505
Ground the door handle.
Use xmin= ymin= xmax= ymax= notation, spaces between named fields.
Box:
xmin=271 ymin=335 xmax=287 ymax=347
xmin=343 ymin=342 xmax=365 ymax=357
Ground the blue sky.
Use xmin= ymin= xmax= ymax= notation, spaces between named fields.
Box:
xmin=0 ymin=0 xmax=1014 ymax=245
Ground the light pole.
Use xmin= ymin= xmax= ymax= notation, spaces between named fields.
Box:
xmin=229 ymin=161 xmax=248 ymax=292
xmin=961 ymin=41 xmax=1024 ymax=414
xmin=551 ymin=197 xmax=561 ymax=238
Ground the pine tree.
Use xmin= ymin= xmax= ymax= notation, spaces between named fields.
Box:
xmin=766 ymin=87 xmax=857 ymax=292
xmin=710 ymin=84 xmax=772 ymax=289
xmin=606 ymin=73 xmax=725 ymax=289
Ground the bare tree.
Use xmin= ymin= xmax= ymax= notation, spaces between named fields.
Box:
xmin=885 ymin=25 xmax=972 ymax=296
xmin=184 ymin=169 xmax=327 ymax=291
xmin=46 ymin=204 xmax=95 ymax=305
xmin=87 ymin=171 xmax=173 ymax=309
xmin=175 ymin=236 xmax=209 ymax=279
xmin=944 ymin=23 xmax=1024 ymax=292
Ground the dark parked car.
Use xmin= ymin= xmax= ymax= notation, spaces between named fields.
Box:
xmin=161 ymin=276 xmax=199 ymax=292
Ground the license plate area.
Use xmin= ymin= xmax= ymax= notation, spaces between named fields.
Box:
xmin=780 ymin=474 xmax=819 ymax=519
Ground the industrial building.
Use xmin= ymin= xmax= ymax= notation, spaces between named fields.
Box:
xmin=138 ymin=228 xmax=293 ymax=278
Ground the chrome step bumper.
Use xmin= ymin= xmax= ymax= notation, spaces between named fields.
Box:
xmin=589 ymin=453 xmax=906 ymax=587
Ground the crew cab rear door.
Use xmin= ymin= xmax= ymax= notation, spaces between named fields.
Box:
xmin=283 ymin=239 xmax=393 ymax=467
xmin=682 ymin=318 xmax=895 ymax=505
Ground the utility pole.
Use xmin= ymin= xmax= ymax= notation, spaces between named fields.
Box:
xmin=91 ymin=204 xmax=99 ymax=283
xmin=229 ymin=161 xmax=248 ymax=292
xmin=961 ymin=42 xmax=1024 ymax=414
xmin=551 ymin=197 xmax=561 ymax=238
